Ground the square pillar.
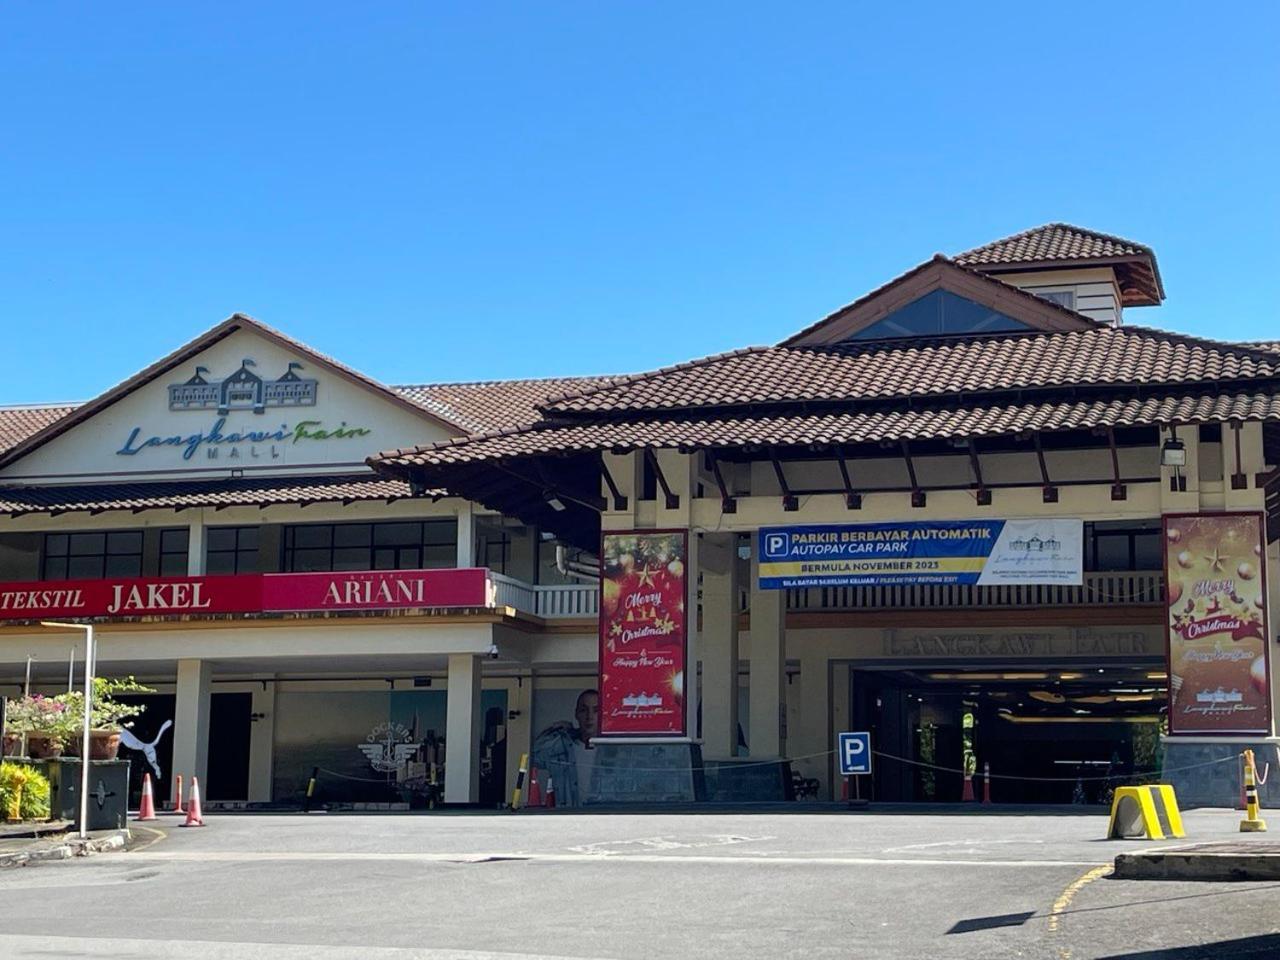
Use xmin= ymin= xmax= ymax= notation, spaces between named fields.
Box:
xmin=797 ymin=654 xmax=831 ymax=798
xmin=700 ymin=533 xmax=739 ymax=759
xmin=172 ymin=659 xmax=212 ymax=790
xmin=247 ymin=681 xmax=276 ymax=803
xmin=445 ymin=653 xmax=483 ymax=804
xmin=186 ymin=510 xmax=207 ymax=575
xmin=749 ymin=548 xmax=785 ymax=758
xmin=456 ymin=504 xmax=475 ymax=568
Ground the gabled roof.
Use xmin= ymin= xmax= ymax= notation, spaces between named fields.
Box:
xmin=0 ymin=405 xmax=79 ymax=454
xmin=954 ymin=223 xmax=1165 ymax=306
xmin=778 ymin=255 xmax=1098 ymax=348
xmin=396 ymin=376 xmax=617 ymax=433
xmin=536 ymin=325 xmax=1280 ymax=417
xmin=0 ymin=314 xmax=470 ymax=470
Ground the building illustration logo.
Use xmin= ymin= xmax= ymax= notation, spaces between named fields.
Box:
xmin=169 ymin=358 xmax=318 ymax=414
xmin=1009 ymin=533 xmax=1062 ymax=553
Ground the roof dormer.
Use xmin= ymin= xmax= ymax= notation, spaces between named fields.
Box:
xmin=953 ymin=223 xmax=1163 ymax=326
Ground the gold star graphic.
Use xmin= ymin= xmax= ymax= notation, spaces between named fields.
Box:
xmin=610 ymin=622 xmax=622 ymax=637
xmin=636 ymin=566 xmax=657 ymax=587
xmin=1203 ymin=548 xmax=1227 ymax=572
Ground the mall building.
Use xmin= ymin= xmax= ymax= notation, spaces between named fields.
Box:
xmin=1 ymin=223 xmax=1278 ymax=808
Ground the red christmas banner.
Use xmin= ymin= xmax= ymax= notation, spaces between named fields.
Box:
xmin=598 ymin=531 xmax=688 ymax=737
xmin=1165 ymin=513 xmax=1272 ymax=735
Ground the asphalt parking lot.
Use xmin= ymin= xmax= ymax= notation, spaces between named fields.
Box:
xmin=0 ymin=807 xmax=1276 ymax=959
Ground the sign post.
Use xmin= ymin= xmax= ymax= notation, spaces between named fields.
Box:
xmin=838 ymin=731 xmax=872 ymax=802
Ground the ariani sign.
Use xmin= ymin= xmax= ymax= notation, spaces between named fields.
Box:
xmin=116 ymin=358 xmax=371 ymax=460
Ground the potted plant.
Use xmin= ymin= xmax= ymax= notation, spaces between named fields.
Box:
xmin=60 ymin=676 xmax=155 ymax=760
xmin=3 ymin=695 xmax=78 ymax=759
xmin=0 ymin=762 xmax=51 ymax=822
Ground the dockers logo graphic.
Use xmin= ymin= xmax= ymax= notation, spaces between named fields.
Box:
xmin=169 ymin=358 xmax=318 ymax=414
xmin=357 ymin=722 xmax=417 ymax=774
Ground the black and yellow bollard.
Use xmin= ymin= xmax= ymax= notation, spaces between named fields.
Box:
xmin=1240 ymin=749 xmax=1267 ymax=833
xmin=304 ymin=766 xmax=320 ymax=813
xmin=510 ymin=752 xmax=529 ymax=810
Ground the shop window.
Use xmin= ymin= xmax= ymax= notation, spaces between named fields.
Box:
xmin=206 ymin=526 xmax=260 ymax=575
xmin=848 ymin=290 xmax=1031 ymax=341
xmin=281 ymin=520 xmax=457 ymax=573
xmin=159 ymin=528 xmax=190 ymax=577
xmin=43 ymin=530 xmax=144 ymax=580
xmin=1085 ymin=522 xmax=1161 ymax=572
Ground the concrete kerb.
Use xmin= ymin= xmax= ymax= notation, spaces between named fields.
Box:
xmin=0 ymin=829 xmax=129 ymax=869
xmin=1113 ymin=842 xmax=1280 ymax=882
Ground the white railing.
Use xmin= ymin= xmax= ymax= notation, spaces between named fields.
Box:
xmin=772 ymin=570 xmax=1164 ymax=612
xmin=485 ymin=571 xmax=598 ymax=619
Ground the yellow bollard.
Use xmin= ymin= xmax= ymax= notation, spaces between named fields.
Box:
xmin=1240 ymin=749 xmax=1268 ymax=833
xmin=510 ymin=752 xmax=529 ymax=810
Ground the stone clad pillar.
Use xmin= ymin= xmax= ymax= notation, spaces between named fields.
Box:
xmin=456 ymin=503 xmax=475 ymax=568
xmin=700 ymin=533 xmax=739 ymax=759
xmin=247 ymin=681 xmax=276 ymax=803
xmin=172 ymin=658 xmax=212 ymax=790
xmin=445 ymin=653 xmax=483 ymax=804
xmin=749 ymin=544 xmax=786 ymax=758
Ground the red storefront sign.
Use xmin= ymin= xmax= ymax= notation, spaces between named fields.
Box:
xmin=598 ymin=530 xmax=688 ymax=737
xmin=1164 ymin=513 xmax=1272 ymax=735
xmin=261 ymin=568 xmax=488 ymax=612
xmin=0 ymin=568 xmax=489 ymax=622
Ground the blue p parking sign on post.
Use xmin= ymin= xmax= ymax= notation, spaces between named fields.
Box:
xmin=838 ymin=731 xmax=871 ymax=776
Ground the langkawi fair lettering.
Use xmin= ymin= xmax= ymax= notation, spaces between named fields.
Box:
xmin=117 ymin=417 xmax=372 ymax=460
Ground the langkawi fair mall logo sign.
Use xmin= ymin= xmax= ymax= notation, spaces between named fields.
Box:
xmin=116 ymin=359 xmax=371 ymax=461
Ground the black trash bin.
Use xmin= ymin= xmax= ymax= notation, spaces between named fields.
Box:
xmin=46 ymin=759 xmax=131 ymax=831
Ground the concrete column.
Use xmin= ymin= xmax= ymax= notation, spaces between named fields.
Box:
xmin=797 ymin=653 xmax=831 ymax=798
xmin=172 ymin=659 xmax=212 ymax=790
xmin=247 ymin=681 xmax=276 ymax=803
xmin=187 ymin=510 xmax=207 ymax=575
xmin=445 ymin=653 xmax=483 ymax=804
xmin=456 ymin=504 xmax=475 ymax=568
xmin=700 ymin=533 xmax=739 ymax=759
xmin=749 ymin=547 xmax=785 ymax=758
xmin=1269 ymin=539 xmax=1279 ymax=739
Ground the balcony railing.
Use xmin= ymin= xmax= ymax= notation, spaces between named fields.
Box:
xmin=486 ymin=571 xmax=599 ymax=619
xmin=763 ymin=570 xmax=1165 ymax=613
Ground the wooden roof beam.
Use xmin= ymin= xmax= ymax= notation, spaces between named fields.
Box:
xmin=967 ymin=439 xmax=991 ymax=506
xmin=835 ymin=446 xmax=862 ymax=510
xmin=708 ymin=454 xmax=737 ymax=514
xmin=1031 ymin=432 xmax=1058 ymax=503
xmin=901 ymin=440 xmax=925 ymax=508
xmin=643 ymin=448 xmax=679 ymax=510
xmin=769 ymin=448 xmax=798 ymax=511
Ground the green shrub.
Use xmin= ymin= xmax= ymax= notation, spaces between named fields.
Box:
xmin=0 ymin=763 xmax=52 ymax=821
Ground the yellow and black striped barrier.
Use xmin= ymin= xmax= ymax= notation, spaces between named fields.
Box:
xmin=1240 ymin=749 xmax=1267 ymax=833
xmin=510 ymin=752 xmax=529 ymax=810
xmin=1107 ymin=784 xmax=1185 ymax=840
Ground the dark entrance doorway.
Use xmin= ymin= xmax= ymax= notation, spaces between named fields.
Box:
xmin=850 ymin=663 xmax=1167 ymax=804
xmin=207 ymin=692 xmax=252 ymax=801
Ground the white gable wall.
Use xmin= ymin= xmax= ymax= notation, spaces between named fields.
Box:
xmin=1 ymin=328 xmax=456 ymax=483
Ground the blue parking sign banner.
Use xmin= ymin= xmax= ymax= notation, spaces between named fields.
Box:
xmin=757 ymin=519 xmax=1082 ymax=589
xmin=838 ymin=731 xmax=871 ymax=776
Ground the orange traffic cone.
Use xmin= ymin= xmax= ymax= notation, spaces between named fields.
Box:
xmin=181 ymin=777 xmax=205 ymax=827
xmin=136 ymin=773 xmax=158 ymax=821
xmin=527 ymin=767 xmax=543 ymax=808
xmin=546 ymin=776 xmax=556 ymax=809
xmin=169 ymin=774 xmax=185 ymax=815
xmin=962 ymin=773 xmax=975 ymax=802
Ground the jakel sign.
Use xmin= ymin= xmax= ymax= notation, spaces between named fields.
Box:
xmin=116 ymin=359 xmax=371 ymax=461
xmin=757 ymin=519 xmax=1083 ymax=589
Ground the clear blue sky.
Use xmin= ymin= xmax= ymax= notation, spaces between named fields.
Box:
xmin=2 ymin=3 xmax=1277 ymax=403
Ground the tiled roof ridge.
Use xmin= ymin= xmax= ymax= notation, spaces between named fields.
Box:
xmin=1118 ymin=323 xmax=1280 ymax=361
xmin=954 ymin=222 xmax=1153 ymax=262
xmin=0 ymin=401 xmax=82 ymax=411
xmin=393 ymin=374 xmax=616 ymax=390
xmin=370 ymin=376 xmax=1280 ymax=470
xmin=535 ymin=346 xmax=774 ymax=411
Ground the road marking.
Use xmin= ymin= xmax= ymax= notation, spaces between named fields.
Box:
xmin=1048 ymin=864 xmax=1112 ymax=960
xmin=0 ymin=933 xmax=612 ymax=960
xmin=567 ymin=834 xmax=774 ymax=854
xmin=133 ymin=849 xmax=1105 ymax=868
xmin=128 ymin=825 xmax=167 ymax=853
